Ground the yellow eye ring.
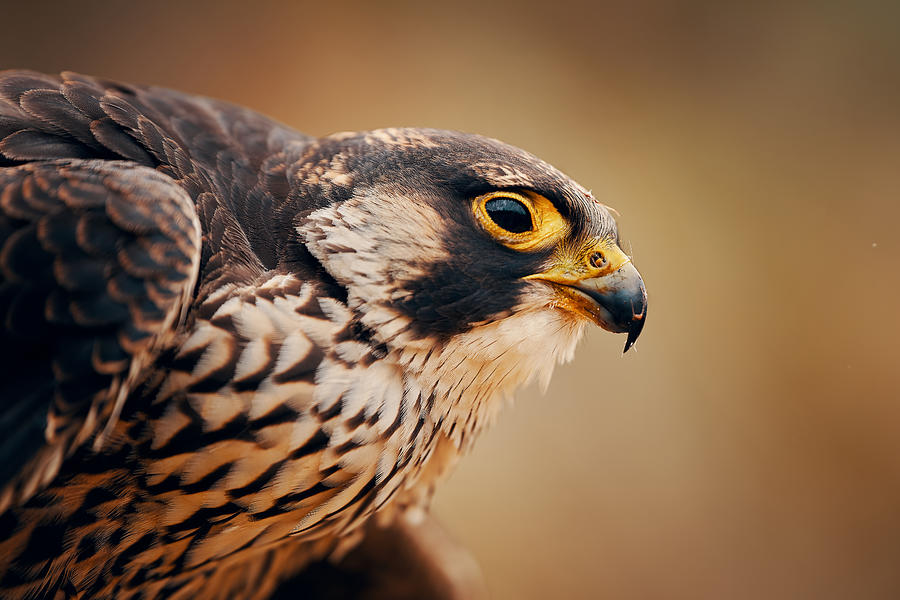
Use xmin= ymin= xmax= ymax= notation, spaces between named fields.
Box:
xmin=474 ymin=191 xmax=536 ymax=240
xmin=473 ymin=191 xmax=569 ymax=252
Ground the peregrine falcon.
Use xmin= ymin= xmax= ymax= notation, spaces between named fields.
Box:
xmin=0 ymin=71 xmax=646 ymax=599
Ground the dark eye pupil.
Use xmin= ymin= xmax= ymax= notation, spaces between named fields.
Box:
xmin=484 ymin=197 xmax=533 ymax=233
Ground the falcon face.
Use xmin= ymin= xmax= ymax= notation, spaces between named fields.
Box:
xmin=0 ymin=72 xmax=645 ymax=599
xmin=293 ymin=129 xmax=646 ymax=441
xmin=298 ymin=129 xmax=646 ymax=387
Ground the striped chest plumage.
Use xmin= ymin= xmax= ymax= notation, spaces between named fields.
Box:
xmin=0 ymin=273 xmax=454 ymax=598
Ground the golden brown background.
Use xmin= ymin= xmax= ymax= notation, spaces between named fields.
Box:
xmin=3 ymin=1 xmax=899 ymax=598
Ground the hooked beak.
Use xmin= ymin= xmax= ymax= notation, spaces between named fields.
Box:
xmin=525 ymin=241 xmax=647 ymax=352
xmin=569 ymin=261 xmax=647 ymax=352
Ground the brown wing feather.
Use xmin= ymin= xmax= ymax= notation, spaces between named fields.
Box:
xmin=0 ymin=159 xmax=201 ymax=511
xmin=0 ymin=70 xmax=317 ymax=283
xmin=0 ymin=71 xmax=346 ymax=595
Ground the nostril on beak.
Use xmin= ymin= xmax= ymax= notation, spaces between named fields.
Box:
xmin=589 ymin=252 xmax=607 ymax=269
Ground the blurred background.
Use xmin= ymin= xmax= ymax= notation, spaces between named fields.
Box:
xmin=3 ymin=1 xmax=898 ymax=598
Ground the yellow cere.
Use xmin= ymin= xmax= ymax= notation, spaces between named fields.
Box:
xmin=524 ymin=238 xmax=632 ymax=286
xmin=473 ymin=191 xmax=569 ymax=251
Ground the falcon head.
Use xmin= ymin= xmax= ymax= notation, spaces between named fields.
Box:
xmin=295 ymin=128 xmax=646 ymax=411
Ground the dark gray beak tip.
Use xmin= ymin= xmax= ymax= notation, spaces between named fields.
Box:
xmin=621 ymin=279 xmax=647 ymax=354
xmin=622 ymin=309 xmax=646 ymax=353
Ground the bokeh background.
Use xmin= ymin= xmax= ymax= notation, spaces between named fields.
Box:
xmin=3 ymin=1 xmax=899 ymax=598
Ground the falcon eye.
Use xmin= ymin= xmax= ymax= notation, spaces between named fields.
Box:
xmin=473 ymin=190 xmax=568 ymax=251
xmin=484 ymin=197 xmax=533 ymax=233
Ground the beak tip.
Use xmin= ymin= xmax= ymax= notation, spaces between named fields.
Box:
xmin=622 ymin=311 xmax=646 ymax=354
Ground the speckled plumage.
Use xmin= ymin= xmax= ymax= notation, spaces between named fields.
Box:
xmin=0 ymin=71 xmax=645 ymax=599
